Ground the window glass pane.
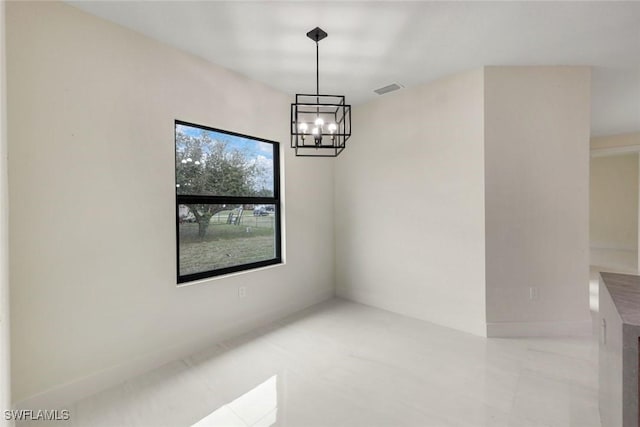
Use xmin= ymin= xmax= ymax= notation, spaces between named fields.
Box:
xmin=176 ymin=123 xmax=275 ymax=197
xmin=178 ymin=204 xmax=277 ymax=276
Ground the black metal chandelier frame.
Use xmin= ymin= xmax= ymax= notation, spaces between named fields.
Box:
xmin=290 ymin=27 xmax=352 ymax=157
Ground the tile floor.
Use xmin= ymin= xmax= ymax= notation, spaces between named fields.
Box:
xmin=19 ymin=298 xmax=601 ymax=427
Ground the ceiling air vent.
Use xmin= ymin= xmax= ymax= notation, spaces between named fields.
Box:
xmin=374 ymin=83 xmax=403 ymax=95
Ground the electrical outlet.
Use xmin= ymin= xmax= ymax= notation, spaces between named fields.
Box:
xmin=238 ymin=286 xmax=247 ymax=298
xmin=529 ymin=287 xmax=538 ymax=301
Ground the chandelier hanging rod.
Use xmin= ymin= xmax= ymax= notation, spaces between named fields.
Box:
xmin=306 ymin=27 xmax=327 ymax=97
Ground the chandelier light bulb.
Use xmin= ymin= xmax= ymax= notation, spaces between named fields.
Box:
xmin=315 ymin=117 xmax=324 ymax=127
xmin=186 ymin=158 xmax=192 ymax=163
xmin=194 ymin=161 xmax=200 ymax=165
xmin=311 ymin=127 xmax=319 ymax=135
xmin=328 ymin=123 xmax=337 ymax=133
xmin=181 ymin=159 xmax=187 ymax=164
xmin=299 ymin=122 xmax=308 ymax=133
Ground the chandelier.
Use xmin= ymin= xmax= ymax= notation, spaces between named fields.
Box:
xmin=290 ymin=27 xmax=352 ymax=157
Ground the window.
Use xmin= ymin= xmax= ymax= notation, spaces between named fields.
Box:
xmin=175 ymin=120 xmax=281 ymax=284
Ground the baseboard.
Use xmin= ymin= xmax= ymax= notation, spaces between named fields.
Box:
xmin=591 ymin=144 xmax=640 ymax=157
xmin=337 ymin=287 xmax=487 ymax=338
xmin=486 ymin=320 xmax=593 ymax=337
xmin=590 ymin=242 xmax=636 ymax=252
xmin=13 ymin=289 xmax=334 ymax=411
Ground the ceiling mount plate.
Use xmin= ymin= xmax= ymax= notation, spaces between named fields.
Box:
xmin=306 ymin=27 xmax=328 ymax=42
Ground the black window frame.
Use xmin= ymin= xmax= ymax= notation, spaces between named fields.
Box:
xmin=175 ymin=119 xmax=282 ymax=284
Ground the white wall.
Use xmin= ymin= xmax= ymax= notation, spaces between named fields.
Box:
xmin=590 ymin=153 xmax=638 ymax=271
xmin=590 ymin=132 xmax=640 ymax=272
xmin=334 ymin=69 xmax=487 ymax=337
xmin=7 ymin=1 xmax=334 ymax=406
xmin=484 ymin=67 xmax=591 ymax=337
xmin=0 ymin=0 xmax=12 ymax=423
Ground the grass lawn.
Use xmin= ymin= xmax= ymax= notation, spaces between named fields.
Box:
xmin=179 ymin=221 xmax=275 ymax=275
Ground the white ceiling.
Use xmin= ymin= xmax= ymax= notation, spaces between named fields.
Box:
xmin=68 ymin=1 xmax=640 ymax=137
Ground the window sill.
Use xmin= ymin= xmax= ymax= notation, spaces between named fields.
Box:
xmin=176 ymin=260 xmax=286 ymax=288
